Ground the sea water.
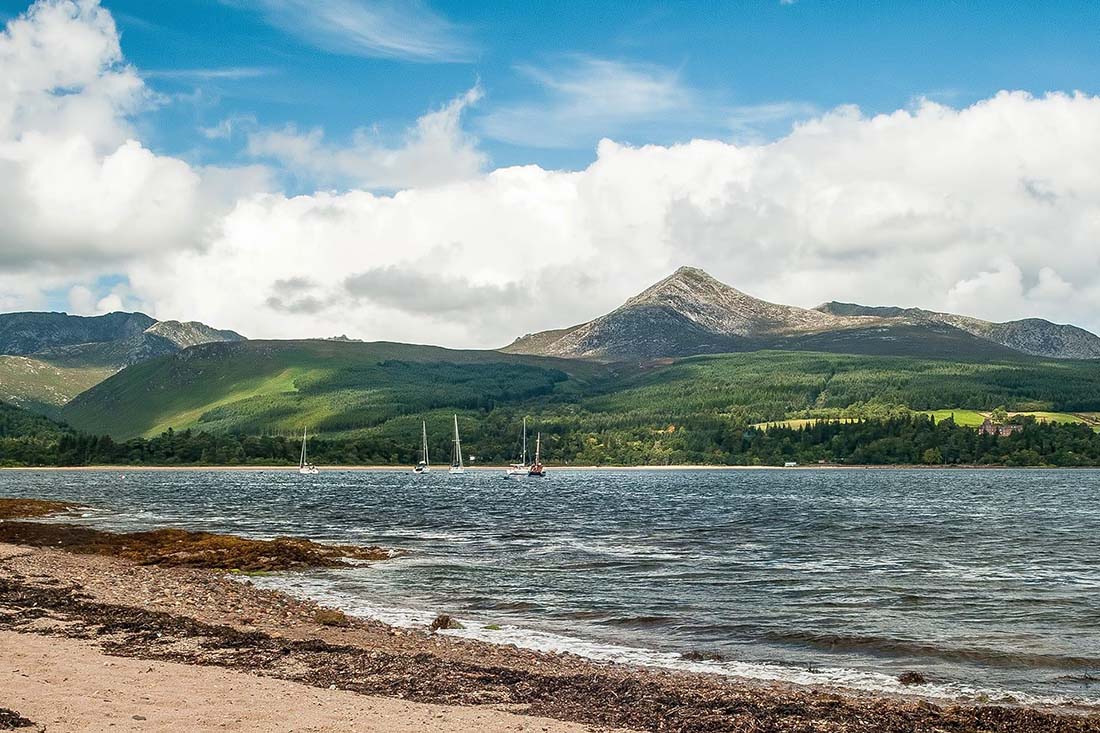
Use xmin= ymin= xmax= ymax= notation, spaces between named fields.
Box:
xmin=3 ymin=467 xmax=1098 ymax=706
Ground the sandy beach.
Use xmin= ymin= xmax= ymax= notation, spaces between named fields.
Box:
xmin=1 ymin=630 xmax=606 ymax=733
xmin=1 ymin=502 xmax=1099 ymax=733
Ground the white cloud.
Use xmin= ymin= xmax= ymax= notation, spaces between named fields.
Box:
xmin=0 ymin=0 xmax=265 ymax=272
xmin=132 ymin=91 xmax=1100 ymax=347
xmin=478 ymin=57 xmax=701 ymax=149
xmin=243 ymin=0 xmax=475 ymax=63
xmin=246 ymin=86 xmax=485 ymax=190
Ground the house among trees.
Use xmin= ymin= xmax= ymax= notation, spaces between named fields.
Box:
xmin=978 ymin=418 xmax=1023 ymax=437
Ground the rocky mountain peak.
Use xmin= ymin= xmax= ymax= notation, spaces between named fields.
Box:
xmin=620 ymin=267 xmax=839 ymax=337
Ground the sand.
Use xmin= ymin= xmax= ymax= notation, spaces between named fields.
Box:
xmin=0 ymin=631 xmax=602 ymax=733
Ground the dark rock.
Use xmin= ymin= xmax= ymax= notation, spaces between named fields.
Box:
xmin=680 ymin=650 xmax=724 ymax=662
xmin=897 ymin=671 xmax=928 ymax=686
xmin=429 ymin=614 xmax=463 ymax=631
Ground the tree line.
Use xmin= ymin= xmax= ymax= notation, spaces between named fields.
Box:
xmin=3 ymin=408 xmax=1100 ymax=467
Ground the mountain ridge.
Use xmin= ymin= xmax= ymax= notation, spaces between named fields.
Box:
xmin=505 ymin=267 xmax=1100 ymax=362
xmin=815 ymin=302 xmax=1100 ymax=359
xmin=0 ymin=311 xmax=245 ymax=409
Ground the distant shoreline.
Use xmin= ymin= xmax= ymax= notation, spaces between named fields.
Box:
xmin=1 ymin=463 xmax=1090 ymax=472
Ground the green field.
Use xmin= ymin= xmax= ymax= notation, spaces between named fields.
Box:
xmin=759 ymin=410 xmax=1100 ymax=431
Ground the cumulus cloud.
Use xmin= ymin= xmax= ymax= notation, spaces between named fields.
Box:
xmin=0 ymin=0 xmax=265 ymax=272
xmin=345 ymin=267 xmax=526 ymax=315
xmin=246 ymin=86 xmax=486 ymax=190
xmin=129 ymin=91 xmax=1100 ymax=347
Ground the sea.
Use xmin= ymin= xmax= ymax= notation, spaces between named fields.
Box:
xmin=2 ymin=467 xmax=1098 ymax=707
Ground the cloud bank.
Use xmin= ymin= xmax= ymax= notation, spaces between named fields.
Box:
xmin=4 ymin=1 xmax=1100 ymax=351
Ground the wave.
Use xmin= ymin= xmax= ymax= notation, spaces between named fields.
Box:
xmin=765 ymin=630 xmax=1100 ymax=670
xmin=245 ymin=574 xmax=1099 ymax=709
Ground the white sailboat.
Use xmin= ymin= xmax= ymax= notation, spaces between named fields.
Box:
xmin=298 ymin=428 xmax=319 ymax=475
xmin=414 ymin=421 xmax=431 ymax=474
xmin=449 ymin=414 xmax=465 ymax=475
xmin=506 ymin=417 xmax=530 ymax=477
xmin=528 ymin=432 xmax=546 ymax=477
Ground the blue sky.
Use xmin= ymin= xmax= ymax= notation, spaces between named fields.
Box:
xmin=5 ymin=0 xmax=1100 ymax=175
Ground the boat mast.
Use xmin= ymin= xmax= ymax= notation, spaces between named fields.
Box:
xmin=522 ymin=417 xmax=527 ymax=465
xmin=300 ymin=428 xmax=307 ymax=468
xmin=452 ymin=415 xmax=464 ymax=469
xmin=421 ymin=421 xmax=429 ymax=467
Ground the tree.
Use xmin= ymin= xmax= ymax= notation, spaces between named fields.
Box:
xmin=922 ymin=447 xmax=943 ymax=465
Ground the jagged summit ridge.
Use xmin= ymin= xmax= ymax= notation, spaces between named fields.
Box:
xmin=504 ymin=267 xmax=1100 ymax=362
xmin=623 ymin=266 xmax=844 ymax=336
xmin=816 ymin=302 xmax=1100 ymax=359
xmin=0 ymin=311 xmax=245 ymax=369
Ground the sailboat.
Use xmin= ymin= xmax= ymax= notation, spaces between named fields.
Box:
xmin=298 ymin=428 xmax=319 ymax=475
xmin=506 ymin=417 xmax=530 ymax=477
xmin=449 ymin=414 xmax=465 ymax=475
xmin=527 ymin=432 xmax=546 ymax=477
xmin=413 ymin=421 xmax=431 ymax=474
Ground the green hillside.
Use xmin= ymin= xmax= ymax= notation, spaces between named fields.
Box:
xmin=61 ymin=340 xmax=611 ymax=440
xmin=577 ymin=351 xmax=1100 ymax=423
xmin=59 ymin=343 xmax=1100 ymax=462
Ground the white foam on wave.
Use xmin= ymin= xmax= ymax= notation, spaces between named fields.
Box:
xmin=245 ymin=573 xmax=1099 ymax=711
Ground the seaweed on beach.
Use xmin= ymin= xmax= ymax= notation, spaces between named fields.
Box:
xmin=1 ymin=576 xmax=1098 ymax=733
xmin=0 ymin=498 xmax=78 ymax=520
xmin=0 ymin=708 xmax=35 ymax=730
xmin=0 ymin=520 xmax=390 ymax=571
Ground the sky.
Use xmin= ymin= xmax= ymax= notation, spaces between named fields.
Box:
xmin=2 ymin=0 xmax=1100 ymax=347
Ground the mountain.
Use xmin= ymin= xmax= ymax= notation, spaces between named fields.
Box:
xmin=0 ymin=311 xmax=244 ymax=368
xmin=504 ymin=267 xmax=1100 ymax=362
xmin=0 ymin=311 xmax=244 ymax=410
xmin=815 ymin=302 xmax=1100 ymax=360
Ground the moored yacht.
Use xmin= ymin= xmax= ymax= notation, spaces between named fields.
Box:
xmin=506 ymin=417 xmax=530 ymax=477
xmin=527 ymin=432 xmax=546 ymax=477
xmin=449 ymin=414 xmax=465 ymax=475
xmin=298 ymin=428 xmax=319 ymax=475
xmin=414 ymin=421 xmax=431 ymax=474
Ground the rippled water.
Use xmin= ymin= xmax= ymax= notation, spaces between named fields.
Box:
xmin=3 ymin=467 xmax=1098 ymax=705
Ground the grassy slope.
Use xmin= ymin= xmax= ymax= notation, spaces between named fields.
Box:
xmin=577 ymin=351 xmax=1100 ymax=425
xmin=59 ymin=343 xmax=1100 ymax=444
xmin=0 ymin=355 xmax=114 ymax=414
xmin=61 ymin=340 xmax=610 ymax=439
